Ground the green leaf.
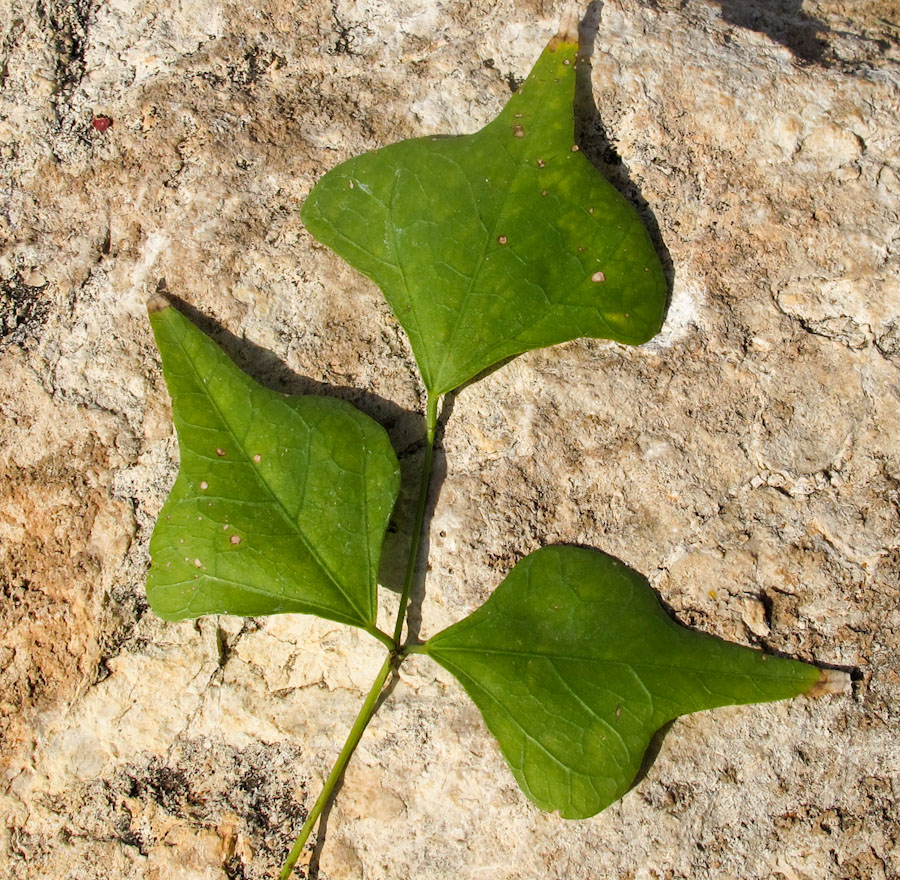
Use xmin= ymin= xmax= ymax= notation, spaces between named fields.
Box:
xmin=424 ymin=545 xmax=823 ymax=819
xmin=146 ymin=296 xmax=400 ymax=631
xmin=302 ymin=32 xmax=667 ymax=397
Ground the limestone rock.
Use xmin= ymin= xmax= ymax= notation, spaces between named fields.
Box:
xmin=1 ymin=1 xmax=898 ymax=878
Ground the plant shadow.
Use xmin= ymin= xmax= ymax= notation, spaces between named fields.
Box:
xmin=374 ymin=394 xmax=450 ymax=622
xmin=712 ymin=0 xmax=830 ymax=66
xmin=158 ymin=286 xmax=421 ymax=451
xmin=628 ymin=720 xmax=675 ymax=793
xmin=399 ymin=390 xmax=456 ymax=644
xmin=576 ymin=2 xmax=675 ymax=311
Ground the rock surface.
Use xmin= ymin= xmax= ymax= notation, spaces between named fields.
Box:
xmin=1 ymin=0 xmax=898 ymax=878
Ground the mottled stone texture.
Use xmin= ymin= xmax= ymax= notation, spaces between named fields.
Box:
xmin=1 ymin=0 xmax=898 ymax=878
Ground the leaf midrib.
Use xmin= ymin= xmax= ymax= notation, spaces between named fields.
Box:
xmin=427 ymin=70 xmax=559 ymax=393
xmin=172 ymin=329 xmax=372 ymax=624
xmin=427 ymin=643 xmax=794 ymax=685
xmin=386 ymin=162 xmax=437 ymax=387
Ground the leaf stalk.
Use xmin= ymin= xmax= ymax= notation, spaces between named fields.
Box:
xmin=281 ymin=393 xmax=438 ymax=877
xmin=391 ymin=392 xmax=439 ymax=644
xmin=366 ymin=624 xmax=397 ymax=651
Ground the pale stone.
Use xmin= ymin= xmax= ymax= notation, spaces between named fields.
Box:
xmin=800 ymin=123 xmax=865 ymax=171
xmin=1 ymin=0 xmax=898 ymax=879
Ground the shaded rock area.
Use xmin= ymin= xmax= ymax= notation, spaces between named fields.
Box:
xmin=1 ymin=0 xmax=898 ymax=878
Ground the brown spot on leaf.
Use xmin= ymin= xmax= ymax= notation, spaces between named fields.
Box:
xmin=230 ymin=534 xmax=242 ymax=545
xmin=216 ymin=448 xmax=226 ymax=457
xmin=513 ymin=124 xmax=525 ymax=138
xmin=592 ymin=271 xmax=606 ymax=283
xmin=497 ymin=235 xmax=508 ymax=245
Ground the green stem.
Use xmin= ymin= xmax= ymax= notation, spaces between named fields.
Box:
xmin=281 ymin=394 xmax=438 ymax=877
xmin=392 ymin=393 xmax=439 ymax=645
xmin=279 ymin=654 xmax=394 ymax=880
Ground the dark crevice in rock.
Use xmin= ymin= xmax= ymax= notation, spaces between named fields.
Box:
xmin=0 ymin=273 xmax=50 ymax=352
xmin=35 ymin=0 xmax=97 ymax=109
xmin=0 ymin=17 xmax=25 ymax=88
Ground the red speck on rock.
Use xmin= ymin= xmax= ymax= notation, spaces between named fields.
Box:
xmin=92 ymin=116 xmax=113 ymax=132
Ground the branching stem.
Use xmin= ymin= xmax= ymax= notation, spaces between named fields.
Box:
xmin=279 ymin=654 xmax=394 ymax=879
xmin=281 ymin=394 xmax=439 ymax=878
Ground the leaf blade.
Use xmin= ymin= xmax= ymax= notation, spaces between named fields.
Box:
xmin=424 ymin=545 xmax=821 ymax=819
xmin=302 ymin=36 xmax=667 ymax=396
xmin=147 ymin=297 xmax=400 ymax=629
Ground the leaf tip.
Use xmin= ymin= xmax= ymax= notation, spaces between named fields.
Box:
xmin=805 ymin=668 xmax=852 ymax=697
xmin=553 ymin=3 xmax=580 ymax=46
xmin=147 ymin=292 xmax=172 ymax=314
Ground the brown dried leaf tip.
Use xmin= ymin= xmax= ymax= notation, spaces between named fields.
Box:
xmin=554 ymin=2 xmax=580 ymax=45
xmin=147 ymin=292 xmax=172 ymax=313
xmin=806 ymin=668 xmax=852 ymax=697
